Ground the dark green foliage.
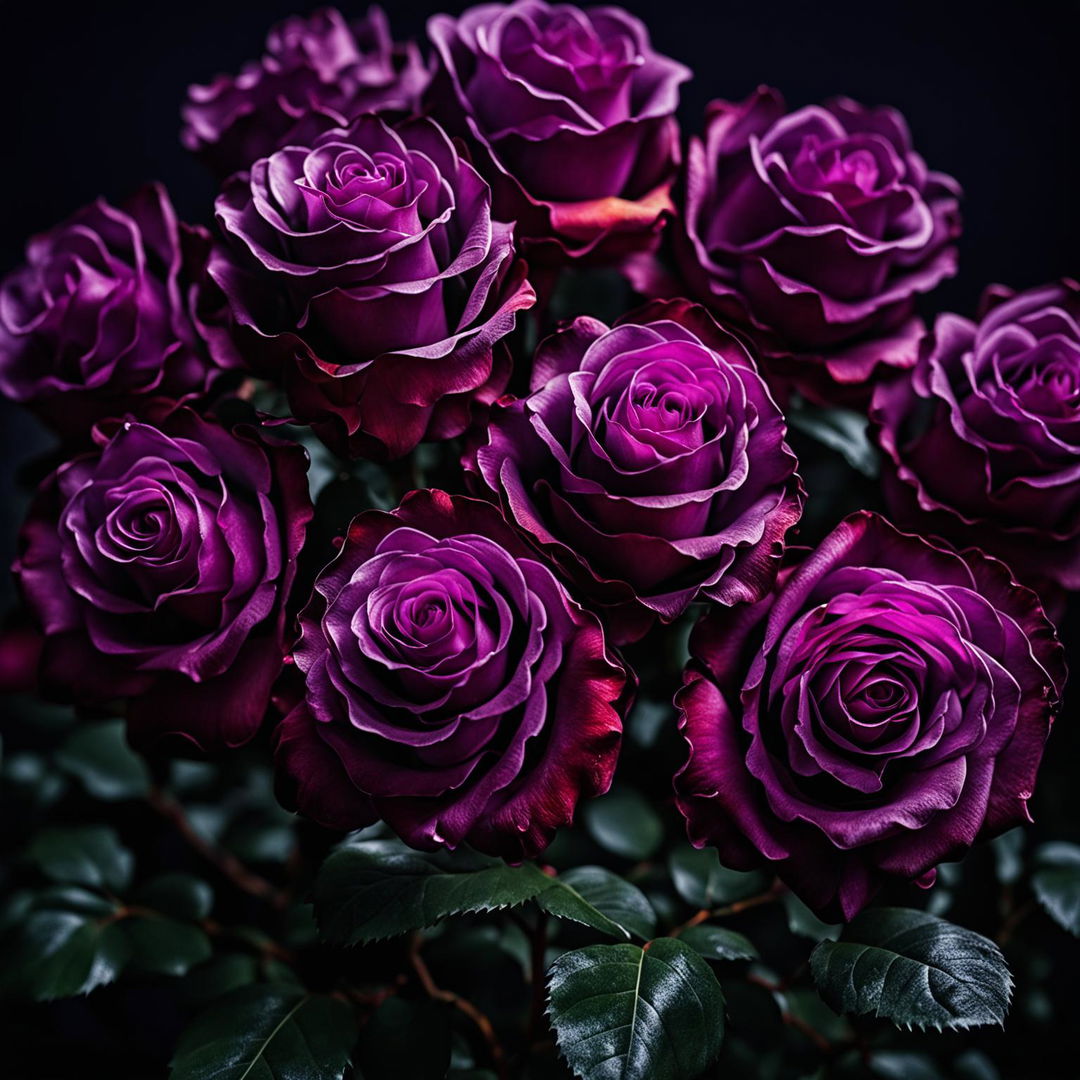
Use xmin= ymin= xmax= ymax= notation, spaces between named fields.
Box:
xmin=358 ymin=998 xmax=453 ymax=1080
xmin=667 ymin=845 xmax=770 ymax=908
xmin=1032 ymin=842 xmax=1080 ymax=935
xmin=313 ymin=836 xmax=555 ymax=943
xmin=55 ymin=719 xmax=150 ymax=800
xmin=547 ymin=939 xmax=726 ymax=1080
xmin=677 ymin=924 xmax=758 ymax=961
xmin=535 ymin=866 xmax=657 ymax=940
xmin=170 ymin=984 xmax=357 ymax=1080
xmin=811 ymin=908 xmax=1012 ymax=1030
xmin=582 ymin=788 xmax=664 ymax=861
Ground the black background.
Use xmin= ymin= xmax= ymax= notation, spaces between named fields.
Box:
xmin=1 ymin=0 xmax=1077 ymax=303
xmin=1 ymin=0 xmax=1078 ymax=585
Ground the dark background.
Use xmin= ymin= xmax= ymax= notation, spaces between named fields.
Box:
xmin=1 ymin=0 xmax=1078 ymax=592
xmin=2 ymin=0 xmax=1077 ymax=301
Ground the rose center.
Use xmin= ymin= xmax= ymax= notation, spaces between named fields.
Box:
xmin=991 ymin=339 xmax=1080 ymax=419
xmin=823 ymin=147 xmax=880 ymax=193
xmin=101 ymin=486 xmax=185 ymax=565
xmin=394 ymin=587 xmax=454 ymax=645
xmin=324 ymin=150 xmax=405 ymax=205
xmin=792 ymin=136 xmax=884 ymax=201
xmin=1022 ymin=345 xmax=1080 ymax=415
xmin=630 ymin=382 xmax=697 ymax=430
xmin=535 ymin=15 xmax=633 ymax=76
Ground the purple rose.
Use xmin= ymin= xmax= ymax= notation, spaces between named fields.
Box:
xmin=426 ymin=0 xmax=690 ymax=263
xmin=665 ymin=87 xmax=961 ymax=401
xmin=210 ymin=113 xmax=535 ymax=461
xmin=182 ymin=6 xmax=429 ymax=179
xmin=274 ymin=489 xmax=632 ymax=859
xmin=674 ymin=512 xmax=1065 ymax=921
xmin=14 ymin=406 xmax=313 ymax=752
xmin=464 ymin=299 xmax=804 ymax=644
xmin=0 ymin=184 xmax=240 ymax=439
xmin=872 ymin=280 xmax=1080 ymax=591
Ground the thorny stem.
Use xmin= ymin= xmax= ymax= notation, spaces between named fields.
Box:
xmin=526 ymin=912 xmax=549 ymax=1043
xmin=669 ymin=880 xmax=786 ymax=937
xmin=668 ymin=907 xmax=712 ymax=937
xmin=200 ymin=917 xmax=299 ymax=968
xmin=409 ymin=933 xmax=508 ymax=1080
xmin=339 ymin=979 xmax=405 ymax=1011
xmin=147 ymin=786 xmax=289 ymax=910
xmin=746 ymin=973 xmax=833 ymax=1055
xmin=712 ymin=881 xmax=787 ymax=918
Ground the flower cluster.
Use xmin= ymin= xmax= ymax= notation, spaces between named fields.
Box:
xmin=2 ymin=1 xmax=1071 ymax=926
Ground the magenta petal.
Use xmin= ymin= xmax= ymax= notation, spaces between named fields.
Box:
xmin=275 ymin=490 xmax=631 ymax=858
xmin=464 ymin=299 xmax=803 ymax=640
xmin=673 ymin=511 xmax=1065 ymax=920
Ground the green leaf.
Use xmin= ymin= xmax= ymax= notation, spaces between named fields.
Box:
xmin=668 ymin=846 xmax=769 ymax=909
xmin=314 ymin=837 xmax=553 ymax=944
xmin=925 ymin=862 xmax=962 ymax=918
xmin=678 ymin=925 xmax=758 ymax=961
xmin=0 ymin=888 xmax=36 ymax=934
xmin=547 ymin=938 xmax=726 ymax=1080
xmin=787 ymin=400 xmax=879 ymax=477
xmin=27 ymin=825 xmax=134 ymax=894
xmin=810 ymin=907 xmax=1012 ymax=1030
xmin=2 ymin=750 xmax=67 ymax=808
xmin=779 ymin=987 xmax=853 ymax=1043
xmin=953 ymin=1049 xmax=1001 ymax=1080
xmin=991 ymin=829 xmax=1025 ymax=886
xmin=625 ymin=699 xmax=671 ymax=751
xmin=125 ymin=917 xmax=212 ymax=977
xmin=583 ymin=788 xmax=664 ymax=861
xmin=56 ymin=719 xmax=150 ymax=800
xmin=282 ymin=903 xmax=320 ymax=949
xmin=1032 ymin=841 xmax=1080 ymax=935
xmin=136 ymin=873 xmax=214 ymax=922
xmin=182 ymin=954 xmax=260 ymax=1006
xmin=783 ymin=892 xmax=840 ymax=942
xmin=869 ymin=1052 xmax=945 ymax=1080
xmin=548 ymin=267 xmax=633 ymax=327
xmin=34 ymin=884 xmax=119 ymax=917
xmin=537 ymin=866 xmax=657 ymax=941
xmin=358 ymin=997 xmax=452 ymax=1080
xmin=1 ymin=908 xmax=131 ymax=1000
xmin=224 ymin=820 xmax=295 ymax=865
xmin=170 ymin=984 xmax=357 ymax=1080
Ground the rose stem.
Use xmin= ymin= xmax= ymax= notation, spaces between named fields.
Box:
xmin=711 ymin=881 xmax=787 ymax=918
xmin=199 ymin=917 xmax=299 ymax=969
xmin=408 ymin=932 xmax=508 ymax=1080
xmin=746 ymin=973 xmax=833 ymax=1054
xmin=669 ymin=880 xmax=786 ymax=937
xmin=147 ymin=785 xmax=289 ymax=910
xmin=525 ymin=911 xmax=549 ymax=1044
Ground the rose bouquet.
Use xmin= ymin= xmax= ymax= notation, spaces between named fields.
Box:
xmin=0 ymin=4 xmax=1076 ymax=1079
